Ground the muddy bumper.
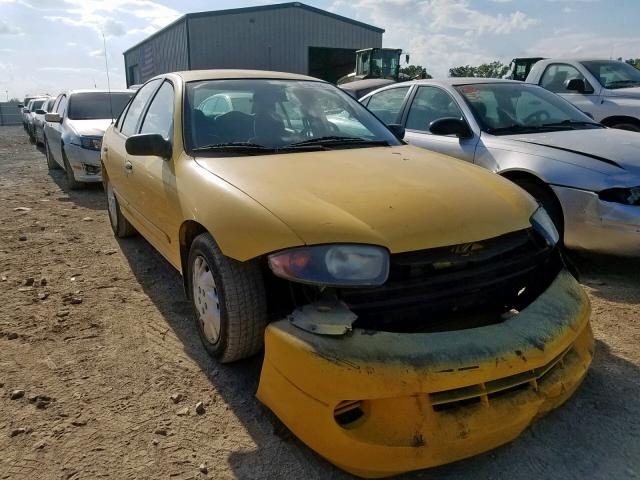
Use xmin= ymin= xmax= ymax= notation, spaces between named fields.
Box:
xmin=257 ymin=270 xmax=593 ymax=478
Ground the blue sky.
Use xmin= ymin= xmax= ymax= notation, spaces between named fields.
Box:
xmin=0 ymin=0 xmax=638 ymax=100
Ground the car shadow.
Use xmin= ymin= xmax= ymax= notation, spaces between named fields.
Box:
xmin=116 ymin=235 xmax=351 ymax=479
xmin=567 ymin=250 xmax=640 ymax=305
xmin=46 ymin=169 xmax=106 ymax=211
xmin=116 ymin=236 xmax=640 ymax=480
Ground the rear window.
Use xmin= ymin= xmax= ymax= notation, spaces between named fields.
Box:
xmin=67 ymin=92 xmax=134 ymax=120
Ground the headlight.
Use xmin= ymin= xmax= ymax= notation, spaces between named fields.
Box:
xmin=530 ymin=206 xmax=559 ymax=246
xmin=598 ymin=186 xmax=640 ymax=206
xmin=268 ymin=244 xmax=389 ymax=287
xmin=80 ymin=136 xmax=102 ymax=151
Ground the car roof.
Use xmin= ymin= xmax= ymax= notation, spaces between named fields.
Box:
xmin=173 ymin=69 xmax=323 ymax=83
xmin=65 ymin=89 xmax=134 ymax=95
xmin=536 ymin=58 xmax=623 ymax=64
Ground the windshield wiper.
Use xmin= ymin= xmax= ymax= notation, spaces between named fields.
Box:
xmin=485 ymin=124 xmax=545 ymax=135
xmin=192 ymin=142 xmax=276 ymax=154
xmin=540 ymin=120 xmax=603 ymax=129
xmin=286 ymin=136 xmax=390 ymax=148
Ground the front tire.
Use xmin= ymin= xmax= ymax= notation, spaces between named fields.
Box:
xmin=188 ymin=233 xmax=267 ymax=363
xmin=62 ymin=147 xmax=82 ymax=190
xmin=105 ymin=177 xmax=136 ymax=238
xmin=515 ymin=179 xmax=564 ymax=241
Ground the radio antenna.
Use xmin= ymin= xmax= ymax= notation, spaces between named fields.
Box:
xmin=102 ymin=31 xmax=114 ymax=121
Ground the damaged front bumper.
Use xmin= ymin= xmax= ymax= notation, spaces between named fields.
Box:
xmin=257 ymin=269 xmax=593 ymax=478
xmin=553 ymin=185 xmax=640 ymax=256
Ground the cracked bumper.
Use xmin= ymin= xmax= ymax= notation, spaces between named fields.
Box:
xmin=257 ymin=270 xmax=593 ymax=478
xmin=553 ymin=185 xmax=640 ymax=256
xmin=66 ymin=143 xmax=103 ymax=182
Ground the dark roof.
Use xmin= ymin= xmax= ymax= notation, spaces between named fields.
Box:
xmin=123 ymin=2 xmax=384 ymax=55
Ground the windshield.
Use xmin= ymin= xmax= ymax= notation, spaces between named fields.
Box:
xmin=455 ymin=83 xmax=601 ymax=135
xmin=68 ymin=92 xmax=134 ymax=120
xmin=184 ymin=79 xmax=400 ymax=153
xmin=581 ymin=60 xmax=640 ymax=89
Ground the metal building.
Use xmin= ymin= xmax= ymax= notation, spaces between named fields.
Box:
xmin=123 ymin=2 xmax=384 ymax=86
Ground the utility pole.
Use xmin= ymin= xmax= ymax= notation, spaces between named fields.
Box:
xmin=5 ymin=90 xmax=8 ymax=102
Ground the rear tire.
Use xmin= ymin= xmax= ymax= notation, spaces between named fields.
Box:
xmin=62 ymin=147 xmax=82 ymax=190
xmin=514 ymin=179 xmax=564 ymax=241
xmin=188 ymin=233 xmax=267 ymax=363
xmin=105 ymin=177 xmax=136 ymax=238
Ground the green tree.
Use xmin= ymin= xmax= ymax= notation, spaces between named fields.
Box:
xmin=448 ymin=65 xmax=477 ymax=77
xmin=400 ymin=65 xmax=432 ymax=79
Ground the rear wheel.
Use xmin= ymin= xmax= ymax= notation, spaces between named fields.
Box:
xmin=188 ymin=233 xmax=267 ymax=363
xmin=515 ymin=179 xmax=564 ymax=241
xmin=62 ymin=147 xmax=82 ymax=190
xmin=105 ymin=177 xmax=136 ymax=238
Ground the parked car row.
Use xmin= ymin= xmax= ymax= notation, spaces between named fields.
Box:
xmin=21 ymin=89 xmax=135 ymax=189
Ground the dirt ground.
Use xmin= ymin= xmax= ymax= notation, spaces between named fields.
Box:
xmin=0 ymin=124 xmax=638 ymax=480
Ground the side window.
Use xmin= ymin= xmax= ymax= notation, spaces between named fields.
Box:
xmin=406 ymin=86 xmax=464 ymax=132
xmin=140 ymin=82 xmax=175 ymax=139
xmin=540 ymin=64 xmax=587 ymax=93
xmin=366 ymin=86 xmax=410 ymax=124
xmin=120 ymin=79 xmax=161 ymax=136
xmin=56 ymin=95 xmax=68 ymax=116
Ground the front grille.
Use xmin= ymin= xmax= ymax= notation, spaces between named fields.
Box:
xmin=339 ymin=229 xmax=562 ymax=332
xmin=430 ymin=345 xmax=574 ymax=412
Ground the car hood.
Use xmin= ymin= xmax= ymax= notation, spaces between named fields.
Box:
xmin=67 ymin=118 xmax=112 ymax=137
xmin=195 ymin=145 xmax=537 ymax=253
xmin=604 ymin=86 xmax=640 ymax=99
xmin=503 ymin=128 xmax=640 ymax=175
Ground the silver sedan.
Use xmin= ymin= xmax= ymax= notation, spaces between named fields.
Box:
xmin=360 ymin=78 xmax=640 ymax=256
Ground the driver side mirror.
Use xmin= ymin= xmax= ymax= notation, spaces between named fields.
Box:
xmin=125 ymin=133 xmax=172 ymax=159
xmin=387 ymin=123 xmax=405 ymax=140
xmin=35 ymin=109 xmax=46 ymax=115
xmin=45 ymin=112 xmax=62 ymax=123
xmin=18 ymin=104 xmax=23 ymax=108
xmin=429 ymin=117 xmax=472 ymax=138
xmin=22 ymin=108 xmax=30 ymax=114
xmin=564 ymin=78 xmax=593 ymax=94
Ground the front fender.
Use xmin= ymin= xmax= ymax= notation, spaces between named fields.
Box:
xmin=176 ymin=154 xmax=305 ymax=261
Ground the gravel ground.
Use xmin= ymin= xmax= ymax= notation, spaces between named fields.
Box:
xmin=0 ymin=125 xmax=638 ymax=480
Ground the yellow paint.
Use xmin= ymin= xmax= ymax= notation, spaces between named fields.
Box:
xmin=102 ymin=70 xmax=537 ymax=267
xmin=257 ymin=270 xmax=594 ymax=478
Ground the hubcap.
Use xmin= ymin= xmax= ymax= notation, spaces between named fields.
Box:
xmin=106 ymin=182 xmax=117 ymax=229
xmin=192 ymin=255 xmax=221 ymax=344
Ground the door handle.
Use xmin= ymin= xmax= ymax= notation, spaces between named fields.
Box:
xmin=125 ymin=161 xmax=133 ymax=171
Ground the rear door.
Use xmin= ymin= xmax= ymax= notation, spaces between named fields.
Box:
xmin=402 ymin=86 xmax=478 ymax=162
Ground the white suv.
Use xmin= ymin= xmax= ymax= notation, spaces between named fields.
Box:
xmin=526 ymin=58 xmax=640 ymax=132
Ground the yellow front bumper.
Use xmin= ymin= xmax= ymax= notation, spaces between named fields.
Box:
xmin=257 ymin=270 xmax=594 ymax=478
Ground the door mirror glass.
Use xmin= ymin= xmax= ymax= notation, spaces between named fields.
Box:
xmin=35 ymin=109 xmax=46 ymax=115
xmin=22 ymin=108 xmax=30 ymax=113
xmin=429 ymin=117 xmax=472 ymax=138
xmin=45 ymin=112 xmax=62 ymax=123
xmin=125 ymin=133 xmax=171 ymax=159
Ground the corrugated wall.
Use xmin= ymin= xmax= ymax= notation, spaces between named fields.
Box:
xmin=187 ymin=6 xmax=382 ymax=73
xmin=124 ymin=19 xmax=189 ymax=85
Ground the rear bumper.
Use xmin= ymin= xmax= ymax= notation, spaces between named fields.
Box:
xmin=257 ymin=270 xmax=593 ymax=478
xmin=553 ymin=185 xmax=640 ymax=256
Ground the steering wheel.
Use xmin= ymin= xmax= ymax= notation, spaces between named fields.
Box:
xmin=523 ymin=110 xmax=551 ymax=125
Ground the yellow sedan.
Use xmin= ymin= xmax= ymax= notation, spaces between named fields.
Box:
xmin=101 ymin=70 xmax=593 ymax=478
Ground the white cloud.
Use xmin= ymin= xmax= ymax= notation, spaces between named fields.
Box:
xmin=527 ymin=32 xmax=640 ymax=59
xmin=0 ymin=18 xmax=22 ymax=35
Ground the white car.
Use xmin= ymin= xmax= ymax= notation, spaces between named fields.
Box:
xmin=526 ymin=58 xmax=640 ymax=132
xmin=24 ymin=97 xmax=49 ymax=141
xmin=360 ymin=78 xmax=640 ymax=256
xmin=43 ymin=89 xmax=134 ymax=189
xmin=32 ymin=97 xmax=55 ymax=146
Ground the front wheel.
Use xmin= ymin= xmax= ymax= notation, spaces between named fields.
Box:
xmin=515 ymin=179 xmax=564 ymax=242
xmin=188 ymin=233 xmax=267 ymax=363
xmin=105 ymin=177 xmax=136 ymax=238
xmin=62 ymin=147 xmax=82 ymax=190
